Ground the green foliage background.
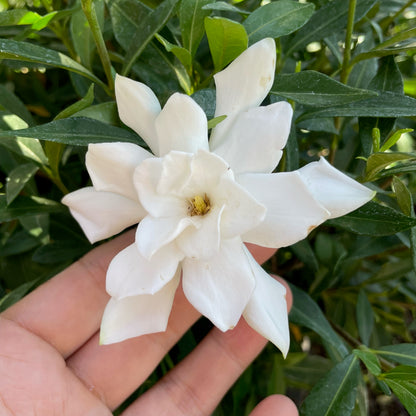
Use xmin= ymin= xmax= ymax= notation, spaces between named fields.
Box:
xmin=1 ymin=0 xmax=416 ymax=414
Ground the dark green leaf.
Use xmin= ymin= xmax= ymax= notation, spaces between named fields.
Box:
xmin=300 ymin=354 xmax=360 ymax=416
xmin=0 ymin=229 xmax=40 ymax=257
xmin=0 ymin=39 xmax=107 ymax=90
xmin=0 ymin=117 xmax=144 ymax=146
xmin=155 ymin=34 xmax=192 ymax=71
xmin=202 ymin=2 xmax=249 ymax=14
xmin=0 ymin=84 xmax=34 ymax=126
xmin=180 ymin=0 xmax=212 ymax=57
xmin=55 ymin=84 xmax=95 ymax=121
xmin=382 ymin=365 xmax=416 ymax=381
xmin=353 ymin=349 xmax=381 ymax=376
xmin=243 ymin=0 xmax=314 ymax=44
xmin=0 ymin=279 xmax=41 ymax=312
xmin=191 ymin=88 xmax=216 ymax=119
xmin=271 ymin=71 xmax=377 ymax=107
xmin=286 ymin=0 xmax=376 ymax=54
xmin=6 ymin=163 xmax=38 ymax=205
xmin=73 ymin=102 xmax=118 ymax=125
xmin=328 ymin=202 xmax=416 ymax=236
xmin=289 ymin=284 xmax=349 ymax=359
xmin=32 ymin=240 xmax=90 ymax=263
xmin=205 ymin=17 xmax=248 ymax=72
xmin=356 ymin=289 xmax=374 ymax=345
xmin=384 ymin=380 xmax=416 ymax=415
xmin=368 ymin=56 xmax=403 ymax=94
xmin=375 ymin=344 xmax=416 ymax=366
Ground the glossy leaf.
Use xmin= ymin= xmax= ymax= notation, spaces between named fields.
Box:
xmin=243 ymin=0 xmax=314 ymax=44
xmin=205 ymin=17 xmax=248 ymax=72
xmin=384 ymin=380 xmax=416 ymax=416
xmin=0 ymin=84 xmax=34 ymax=126
xmin=356 ymin=289 xmax=374 ymax=345
xmin=6 ymin=163 xmax=38 ymax=205
xmin=365 ymin=152 xmax=416 ymax=181
xmin=300 ymin=354 xmax=360 ymax=416
xmin=73 ymin=102 xmax=118 ymax=125
xmin=202 ymin=2 xmax=249 ymax=14
xmin=328 ymin=202 xmax=416 ymax=236
xmin=271 ymin=71 xmax=377 ymax=107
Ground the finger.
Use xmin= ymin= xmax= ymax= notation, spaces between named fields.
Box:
xmin=0 ymin=230 xmax=135 ymax=358
xmin=121 ymin=277 xmax=292 ymax=416
xmin=250 ymin=395 xmax=298 ymax=416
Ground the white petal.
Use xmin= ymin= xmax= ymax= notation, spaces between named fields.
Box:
xmin=212 ymin=102 xmax=293 ymax=174
xmin=155 ymin=93 xmax=209 ymax=156
xmin=239 ymin=172 xmax=330 ymax=248
xmin=182 ymin=238 xmax=255 ymax=331
xmin=176 ymin=205 xmax=224 ymax=260
xmin=210 ymin=38 xmax=276 ymax=149
xmin=243 ymin=247 xmax=289 ymax=356
xmin=86 ymin=142 xmax=153 ymax=201
xmin=136 ymin=215 xmax=192 ymax=259
xmin=62 ymin=187 xmax=145 ymax=243
xmin=157 ymin=151 xmax=192 ymax=196
xmin=115 ymin=74 xmax=161 ymax=155
xmin=106 ymin=242 xmax=183 ymax=298
xmin=216 ymin=176 xmax=266 ymax=239
xmin=134 ymin=157 xmax=186 ymax=218
xmin=100 ymin=269 xmax=180 ymax=345
xmin=298 ymin=157 xmax=376 ymax=218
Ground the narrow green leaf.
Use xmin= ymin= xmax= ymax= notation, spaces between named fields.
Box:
xmin=365 ymin=152 xmax=416 ymax=181
xmin=271 ymin=71 xmax=377 ymax=107
xmin=393 ymin=176 xmax=413 ymax=217
xmin=0 ymin=117 xmax=143 ymax=146
xmin=380 ymin=128 xmax=413 ymax=152
xmin=0 ymin=9 xmax=40 ymax=26
xmin=289 ymin=284 xmax=349 ymax=359
xmin=180 ymin=0 xmax=212 ymax=57
xmin=121 ymin=0 xmax=180 ymax=75
xmin=6 ymin=163 xmax=38 ymax=205
xmin=328 ymin=202 xmax=416 ymax=236
xmin=243 ymin=0 xmax=314 ymax=44
xmin=30 ymin=11 xmax=57 ymax=31
xmin=205 ymin=16 xmax=248 ymax=72
xmin=375 ymin=344 xmax=416 ymax=366
xmin=0 ymin=84 xmax=34 ymax=126
xmin=353 ymin=349 xmax=381 ymax=376
xmin=155 ymin=34 xmax=192 ymax=71
xmin=0 ymin=39 xmax=107 ymax=91
xmin=300 ymin=354 xmax=360 ymax=416
xmin=54 ymin=84 xmax=95 ymax=120
xmin=73 ymin=102 xmax=118 ymax=125
xmin=207 ymin=115 xmax=226 ymax=129
xmin=286 ymin=0 xmax=376 ymax=54
xmin=298 ymin=91 xmax=416 ymax=120
xmin=202 ymin=2 xmax=249 ymax=14
xmin=384 ymin=380 xmax=416 ymax=415
xmin=382 ymin=366 xmax=416 ymax=381
xmin=356 ymin=289 xmax=374 ymax=345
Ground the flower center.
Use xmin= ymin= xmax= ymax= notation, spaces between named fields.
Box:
xmin=188 ymin=194 xmax=211 ymax=216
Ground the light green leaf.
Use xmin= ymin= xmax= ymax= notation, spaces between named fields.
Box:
xmin=72 ymin=102 xmax=118 ymax=125
xmin=205 ymin=16 xmax=248 ymax=72
xmin=300 ymin=354 xmax=360 ymax=416
xmin=384 ymin=380 xmax=416 ymax=416
xmin=180 ymin=0 xmax=212 ymax=57
xmin=365 ymin=152 xmax=416 ymax=181
xmin=0 ymin=117 xmax=143 ymax=146
xmin=393 ymin=176 xmax=413 ymax=217
xmin=271 ymin=71 xmax=377 ymax=107
xmin=0 ymin=39 xmax=107 ymax=91
xmin=155 ymin=34 xmax=192 ymax=71
xmin=380 ymin=129 xmax=413 ymax=152
xmin=6 ymin=163 xmax=38 ymax=205
xmin=243 ymin=0 xmax=314 ymax=44
xmin=207 ymin=115 xmax=226 ymax=129
xmin=382 ymin=366 xmax=416 ymax=381
xmin=356 ymin=289 xmax=374 ymax=345
xmin=0 ymin=9 xmax=40 ymax=26
xmin=328 ymin=202 xmax=416 ymax=236
xmin=353 ymin=349 xmax=381 ymax=376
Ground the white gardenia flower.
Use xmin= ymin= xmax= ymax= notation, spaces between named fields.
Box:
xmin=62 ymin=38 xmax=375 ymax=356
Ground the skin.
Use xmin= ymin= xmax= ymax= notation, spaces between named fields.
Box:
xmin=0 ymin=231 xmax=298 ymax=416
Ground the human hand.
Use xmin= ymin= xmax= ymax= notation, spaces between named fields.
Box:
xmin=0 ymin=231 xmax=297 ymax=416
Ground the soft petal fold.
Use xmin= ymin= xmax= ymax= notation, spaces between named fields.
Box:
xmin=239 ymin=172 xmax=330 ymax=248
xmin=86 ymin=142 xmax=153 ymax=201
xmin=212 ymin=102 xmax=293 ymax=174
xmin=115 ymin=74 xmax=161 ymax=155
xmin=155 ymin=93 xmax=209 ymax=156
xmin=182 ymin=238 xmax=255 ymax=331
xmin=106 ymin=242 xmax=182 ymax=299
xmin=100 ymin=269 xmax=180 ymax=345
xmin=297 ymin=157 xmax=375 ymax=218
xmin=136 ymin=215 xmax=192 ymax=260
xmin=243 ymin=248 xmax=289 ymax=356
xmin=210 ymin=38 xmax=276 ymax=149
xmin=62 ymin=187 xmax=145 ymax=243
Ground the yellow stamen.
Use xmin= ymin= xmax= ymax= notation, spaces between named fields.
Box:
xmin=188 ymin=194 xmax=211 ymax=216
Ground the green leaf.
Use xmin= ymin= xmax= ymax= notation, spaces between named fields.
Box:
xmin=0 ymin=117 xmax=144 ymax=146
xmin=121 ymin=0 xmax=180 ymax=75
xmin=0 ymin=39 xmax=107 ymax=91
xmin=0 ymin=9 xmax=40 ymax=26
xmin=393 ymin=176 xmax=413 ymax=217
xmin=298 ymin=91 xmax=416 ymax=120
xmin=0 ymin=84 xmax=34 ymax=126
xmin=289 ymin=284 xmax=349 ymax=359
xmin=155 ymin=34 xmax=192 ymax=72
xmin=0 ymin=278 xmax=41 ymax=312
xmin=180 ymin=0 xmax=212 ymax=57
xmin=202 ymin=2 xmax=249 ymax=15
xmin=0 ymin=194 xmax=65 ymax=222
xmin=384 ymin=380 xmax=416 ymax=416
xmin=368 ymin=55 xmax=403 ymax=94
xmin=365 ymin=152 xmax=416 ymax=181
xmin=6 ymin=163 xmax=38 ymax=205
xmin=353 ymin=349 xmax=381 ymax=376
xmin=207 ymin=115 xmax=227 ymax=129
xmin=271 ymin=71 xmax=377 ymax=107
xmin=286 ymin=0 xmax=376 ymax=55
xmin=356 ymin=289 xmax=374 ymax=345
xmin=54 ymin=84 xmax=95 ymax=120
xmin=328 ymin=202 xmax=416 ymax=236
xmin=382 ymin=365 xmax=416 ymax=381
xmin=243 ymin=0 xmax=314 ymax=44
xmin=300 ymin=354 xmax=360 ymax=416
xmin=380 ymin=128 xmax=413 ymax=152
xmin=205 ymin=17 xmax=248 ymax=72
xmin=72 ymin=102 xmax=118 ymax=125
xmin=375 ymin=344 xmax=416 ymax=366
